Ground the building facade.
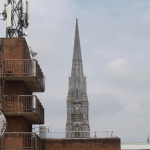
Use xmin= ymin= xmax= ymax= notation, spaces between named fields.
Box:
xmin=66 ymin=20 xmax=90 ymax=138
xmin=0 ymin=37 xmax=45 ymax=149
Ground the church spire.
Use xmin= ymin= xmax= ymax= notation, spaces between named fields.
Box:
xmin=71 ymin=19 xmax=84 ymax=77
xmin=73 ymin=19 xmax=82 ymax=61
xmin=66 ymin=19 xmax=90 ymax=138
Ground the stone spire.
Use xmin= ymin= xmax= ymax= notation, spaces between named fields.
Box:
xmin=72 ymin=19 xmax=83 ymax=65
xmin=71 ymin=19 xmax=84 ymax=80
xmin=66 ymin=19 xmax=90 ymax=138
xmin=69 ymin=19 xmax=85 ymax=98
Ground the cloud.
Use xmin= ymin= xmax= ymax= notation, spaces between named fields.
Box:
xmin=89 ymin=93 xmax=124 ymax=116
xmin=104 ymin=57 xmax=150 ymax=89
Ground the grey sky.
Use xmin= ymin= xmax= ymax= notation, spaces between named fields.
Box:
xmin=0 ymin=0 xmax=150 ymax=142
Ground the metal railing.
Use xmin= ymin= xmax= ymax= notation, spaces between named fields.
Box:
xmin=2 ymin=59 xmax=45 ymax=91
xmin=121 ymin=142 xmax=150 ymax=145
xmin=66 ymin=131 xmax=113 ymax=138
xmin=0 ymin=132 xmax=43 ymax=150
xmin=32 ymin=130 xmax=113 ymax=139
xmin=1 ymin=95 xmax=44 ymax=123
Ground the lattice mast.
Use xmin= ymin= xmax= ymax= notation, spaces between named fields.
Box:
xmin=0 ymin=0 xmax=29 ymax=37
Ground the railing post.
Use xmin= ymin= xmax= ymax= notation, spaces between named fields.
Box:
xmin=35 ymin=134 xmax=37 ymax=150
xmin=18 ymin=60 xmax=20 ymax=77
xmin=17 ymin=133 xmax=18 ymax=150
xmin=1 ymin=96 xmax=3 ymax=111
xmin=32 ymin=60 xmax=36 ymax=76
xmin=36 ymin=60 xmax=37 ymax=77
xmin=2 ymin=60 xmax=4 ymax=78
xmin=111 ymin=131 xmax=113 ymax=137
xmin=18 ymin=95 xmax=19 ymax=112
xmin=36 ymin=98 xmax=37 ymax=114
xmin=94 ymin=132 xmax=97 ymax=138
xmin=43 ymin=106 xmax=44 ymax=123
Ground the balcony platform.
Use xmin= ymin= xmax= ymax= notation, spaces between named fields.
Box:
xmin=1 ymin=95 xmax=44 ymax=124
xmin=0 ymin=132 xmax=43 ymax=150
xmin=2 ymin=59 xmax=45 ymax=92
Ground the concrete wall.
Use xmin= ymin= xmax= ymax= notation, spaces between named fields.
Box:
xmin=44 ymin=138 xmax=121 ymax=150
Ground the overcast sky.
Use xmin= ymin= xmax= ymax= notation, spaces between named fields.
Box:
xmin=1 ymin=0 xmax=150 ymax=142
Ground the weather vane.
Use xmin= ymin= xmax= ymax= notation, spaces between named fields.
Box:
xmin=0 ymin=0 xmax=29 ymax=37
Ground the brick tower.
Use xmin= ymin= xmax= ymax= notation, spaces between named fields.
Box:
xmin=0 ymin=37 xmax=45 ymax=149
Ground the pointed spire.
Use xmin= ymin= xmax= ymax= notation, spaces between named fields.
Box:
xmin=73 ymin=19 xmax=82 ymax=61
xmin=69 ymin=19 xmax=87 ymax=100
xmin=71 ymin=19 xmax=84 ymax=77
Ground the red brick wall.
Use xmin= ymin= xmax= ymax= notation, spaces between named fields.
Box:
xmin=0 ymin=39 xmax=3 ymax=54
xmin=3 ymin=136 xmax=24 ymax=149
xmin=0 ymin=37 xmax=41 ymax=149
xmin=6 ymin=116 xmax=31 ymax=132
xmin=44 ymin=138 xmax=121 ymax=150
xmin=24 ymin=38 xmax=31 ymax=59
xmin=3 ymin=81 xmax=31 ymax=95
xmin=0 ymin=37 xmax=31 ymax=59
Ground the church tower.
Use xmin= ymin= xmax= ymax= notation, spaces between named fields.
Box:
xmin=66 ymin=19 xmax=90 ymax=138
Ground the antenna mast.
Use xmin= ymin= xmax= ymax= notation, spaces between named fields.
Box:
xmin=0 ymin=0 xmax=29 ymax=37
